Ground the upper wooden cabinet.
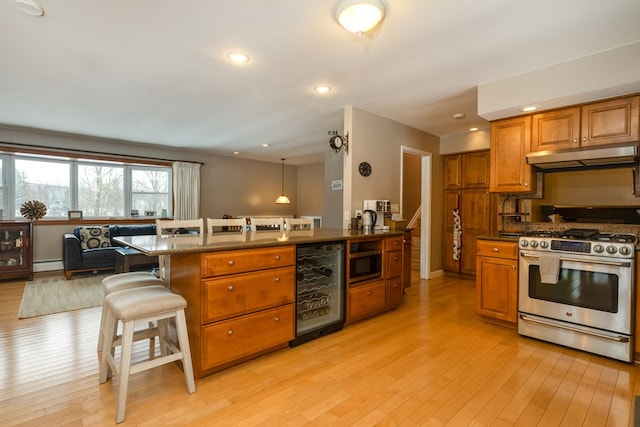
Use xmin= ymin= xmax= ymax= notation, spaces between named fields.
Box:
xmin=581 ymin=96 xmax=639 ymax=146
xmin=444 ymin=154 xmax=462 ymax=189
xmin=444 ymin=151 xmax=490 ymax=190
xmin=490 ymin=116 xmax=536 ymax=193
xmin=531 ymin=95 xmax=640 ymax=151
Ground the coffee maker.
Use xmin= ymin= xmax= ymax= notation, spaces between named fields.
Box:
xmin=363 ymin=200 xmax=390 ymax=230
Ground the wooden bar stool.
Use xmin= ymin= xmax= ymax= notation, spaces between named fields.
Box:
xmin=99 ymin=285 xmax=195 ymax=423
xmin=97 ymin=273 xmax=166 ymax=351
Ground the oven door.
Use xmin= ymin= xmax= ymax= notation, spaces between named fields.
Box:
xmin=518 ymin=250 xmax=633 ymax=335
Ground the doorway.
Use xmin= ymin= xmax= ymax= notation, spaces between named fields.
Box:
xmin=401 ymin=147 xmax=431 ymax=279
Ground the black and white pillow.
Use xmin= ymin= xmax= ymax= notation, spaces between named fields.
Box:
xmin=78 ymin=226 xmax=111 ymax=250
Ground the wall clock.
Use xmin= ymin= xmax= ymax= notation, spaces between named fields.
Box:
xmin=358 ymin=161 xmax=372 ymax=177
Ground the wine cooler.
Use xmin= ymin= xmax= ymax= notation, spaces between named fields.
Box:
xmin=290 ymin=241 xmax=346 ymax=346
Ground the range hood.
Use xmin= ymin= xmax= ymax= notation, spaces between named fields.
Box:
xmin=526 ymin=144 xmax=638 ymax=170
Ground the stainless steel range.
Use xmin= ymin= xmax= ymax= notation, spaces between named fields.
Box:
xmin=518 ymin=229 xmax=636 ymax=362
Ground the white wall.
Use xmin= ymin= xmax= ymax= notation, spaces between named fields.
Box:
xmin=478 ymin=42 xmax=640 ymax=121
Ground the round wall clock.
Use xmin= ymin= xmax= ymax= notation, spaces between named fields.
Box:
xmin=358 ymin=161 xmax=372 ymax=177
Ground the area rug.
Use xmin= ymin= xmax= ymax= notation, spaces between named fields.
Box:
xmin=18 ymin=273 xmax=107 ymax=318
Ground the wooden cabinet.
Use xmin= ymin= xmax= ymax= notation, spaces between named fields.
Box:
xmin=476 ymin=239 xmax=518 ymax=324
xmin=581 ymin=95 xmax=639 ymax=146
xmin=170 ymin=246 xmax=296 ymax=378
xmin=385 ymin=236 xmax=403 ymax=309
xmin=0 ymin=221 xmax=33 ymax=281
xmin=531 ymin=95 xmax=640 ymax=151
xmin=444 ymin=151 xmax=490 ymax=190
xmin=443 ymin=151 xmax=494 ymax=275
xmin=347 ymin=280 xmax=386 ymax=322
xmin=444 ymin=154 xmax=462 ymax=189
xmin=490 ymin=116 xmax=536 ymax=193
xmin=402 ymin=230 xmax=411 ymax=290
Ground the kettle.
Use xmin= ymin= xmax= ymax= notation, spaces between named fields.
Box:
xmin=362 ymin=209 xmax=377 ymax=230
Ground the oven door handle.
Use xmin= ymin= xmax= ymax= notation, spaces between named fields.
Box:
xmin=519 ymin=314 xmax=630 ymax=343
xmin=520 ymin=253 xmax=631 ymax=268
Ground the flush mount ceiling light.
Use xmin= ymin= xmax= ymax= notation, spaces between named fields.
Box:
xmin=314 ymin=85 xmax=332 ymax=94
xmin=226 ymin=51 xmax=250 ymax=64
xmin=275 ymin=159 xmax=291 ymax=204
xmin=15 ymin=0 xmax=44 ymax=16
xmin=334 ymin=0 xmax=386 ymax=34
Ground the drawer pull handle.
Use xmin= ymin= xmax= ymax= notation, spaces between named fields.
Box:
xmin=394 ymin=256 xmax=399 ymax=261
xmin=227 ymin=329 xmax=234 ymax=335
xmin=227 ymin=285 xmax=235 ymax=291
xmin=493 ymin=247 xmax=499 ymax=252
xmin=274 ymin=277 xmax=281 ymax=283
xmin=367 ymin=291 xmax=373 ymax=296
xmin=228 ymin=260 xmax=235 ymax=266
xmin=274 ymin=316 xmax=280 ymax=322
xmin=275 ymin=255 xmax=281 ymax=260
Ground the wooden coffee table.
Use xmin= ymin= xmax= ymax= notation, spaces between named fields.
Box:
xmin=114 ymin=247 xmax=158 ymax=273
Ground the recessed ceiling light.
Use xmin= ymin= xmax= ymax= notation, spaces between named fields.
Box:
xmin=314 ymin=85 xmax=332 ymax=94
xmin=226 ymin=51 xmax=250 ymax=64
xmin=521 ymin=105 xmax=538 ymax=112
xmin=453 ymin=113 xmax=465 ymax=119
xmin=261 ymin=144 xmax=270 ymax=147
xmin=233 ymin=151 xmax=240 ymax=155
xmin=15 ymin=0 xmax=44 ymax=16
xmin=469 ymin=127 xmax=478 ymax=132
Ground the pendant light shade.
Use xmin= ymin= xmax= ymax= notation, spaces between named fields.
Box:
xmin=334 ymin=0 xmax=386 ymax=34
xmin=275 ymin=158 xmax=291 ymax=204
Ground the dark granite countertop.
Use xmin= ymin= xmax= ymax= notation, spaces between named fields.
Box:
xmin=114 ymin=228 xmax=408 ymax=255
xmin=477 ymin=233 xmax=521 ymax=243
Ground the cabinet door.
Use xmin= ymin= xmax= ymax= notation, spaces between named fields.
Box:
xmin=0 ymin=222 xmax=33 ymax=281
xmin=444 ymin=154 xmax=462 ymax=189
xmin=490 ymin=116 xmax=535 ymax=193
xmin=581 ymin=96 xmax=640 ymax=146
xmin=402 ymin=231 xmax=411 ymax=289
xmin=461 ymin=151 xmax=490 ymax=188
xmin=476 ymin=256 xmax=518 ymax=323
xmin=386 ymin=277 xmax=403 ymax=308
xmin=385 ymin=250 xmax=403 ymax=279
xmin=531 ymin=107 xmax=581 ymax=151
xmin=347 ymin=280 xmax=386 ymax=323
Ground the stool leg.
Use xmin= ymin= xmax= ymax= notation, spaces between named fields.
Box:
xmin=116 ymin=319 xmax=135 ymax=424
xmin=99 ymin=304 xmax=117 ymax=383
xmin=97 ymin=303 xmax=108 ymax=352
xmin=174 ymin=309 xmax=195 ymax=394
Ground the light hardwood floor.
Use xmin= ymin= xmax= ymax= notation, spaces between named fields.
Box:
xmin=1 ymin=272 xmax=639 ymax=426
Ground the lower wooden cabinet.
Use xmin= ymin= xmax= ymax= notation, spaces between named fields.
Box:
xmin=201 ymin=304 xmax=295 ymax=370
xmin=476 ymin=239 xmax=518 ymax=324
xmin=347 ymin=280 xmax=386 ymax=323
xmin=386 ymin=277 xmax=403 ymax=308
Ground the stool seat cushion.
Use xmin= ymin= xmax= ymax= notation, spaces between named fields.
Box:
xmin=105 ymin=286 xmax=187 ymax=321
xmin=102 ymin=273 xmax=164 ymax=294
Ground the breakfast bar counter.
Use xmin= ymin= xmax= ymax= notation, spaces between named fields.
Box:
xmin=113 ymin=228 xmax=410 ymax=379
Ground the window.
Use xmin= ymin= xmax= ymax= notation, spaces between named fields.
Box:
xmin=3 ymin=151 xmax=171 ymax=220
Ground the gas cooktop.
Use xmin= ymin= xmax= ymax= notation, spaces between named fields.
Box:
xmin=525 ymin=228 xmax=637 ymax=243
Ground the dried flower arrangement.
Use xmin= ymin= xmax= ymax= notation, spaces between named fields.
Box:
xmin=20 ymin=200 xmax=47 ymax=220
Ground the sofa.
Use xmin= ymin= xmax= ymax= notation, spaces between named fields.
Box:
xmin=62 ymin=224 xmax=158 ymax=279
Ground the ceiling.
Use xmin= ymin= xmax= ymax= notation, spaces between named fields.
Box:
xmin=1 ymin=1 xmax=640 ymax=165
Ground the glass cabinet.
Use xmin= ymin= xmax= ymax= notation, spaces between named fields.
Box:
xmin=0 ymin=221 xmax=33 ymax=281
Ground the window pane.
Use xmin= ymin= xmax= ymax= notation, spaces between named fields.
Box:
xmin=78 ymin=164 xmax=124 ymax=217
xmin=131 ymin=169 xmax=170 ymax=215
xmin=15 ymin=158 xmax=70 ymax=217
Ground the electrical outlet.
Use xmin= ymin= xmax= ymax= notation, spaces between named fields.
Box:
xmin=344 ymin=210 xmax=350 ymax=220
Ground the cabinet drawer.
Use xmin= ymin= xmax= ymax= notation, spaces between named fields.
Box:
xmin=201 ymin=304 xmax=295 ymax=371
xmin=385 ymin=250 xmax=402 ymax=278
xmin=202 ymin=246 xmax=295 ymax=277
xmin=347 ymin=280 xmax=386 ymax=322
xmin=202 ymin=267 xmax=295 ymax=323
xmin=385 ymin=236 xmax=403 ymax=251
xmin=476 ymin=240 xmax=518 ymax=259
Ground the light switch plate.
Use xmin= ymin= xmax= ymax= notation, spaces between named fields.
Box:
xmin=344 ymin=211 xmax=350 ymax=220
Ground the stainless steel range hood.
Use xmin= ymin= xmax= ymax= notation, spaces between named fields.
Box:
xmin=526 ymin=144 xmax=638 ymax=169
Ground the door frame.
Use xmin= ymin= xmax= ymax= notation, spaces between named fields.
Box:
xmin=400 ymin=146 xmax=431 ymax=279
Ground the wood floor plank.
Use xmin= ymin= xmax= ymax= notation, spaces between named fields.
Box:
xmin=1 ymin=272 xmax=639 ymax=426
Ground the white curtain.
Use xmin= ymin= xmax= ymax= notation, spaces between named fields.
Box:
xmin=172 ymin=161 xmax=200 ymax=220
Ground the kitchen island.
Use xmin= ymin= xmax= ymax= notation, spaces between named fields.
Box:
xmin=114 ymin=228 xmax=411 ymax=378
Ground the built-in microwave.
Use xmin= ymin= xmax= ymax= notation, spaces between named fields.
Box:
xmin=349 ymin=248 xmax=382 ymax=283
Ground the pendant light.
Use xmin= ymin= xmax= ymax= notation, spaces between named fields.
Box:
xmin=275 ymin=158 xmax=291 ymax=204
